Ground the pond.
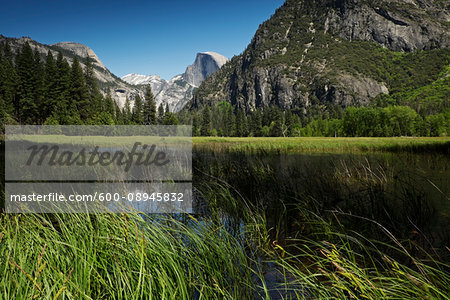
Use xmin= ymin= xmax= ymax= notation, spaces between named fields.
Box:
xmin=193 ymin=150 xmax=450 ymax=252
xmin=1 ymin=143 xmax=449 ymax=248
xmin=1 ymin=141 xmax=449 ymax=298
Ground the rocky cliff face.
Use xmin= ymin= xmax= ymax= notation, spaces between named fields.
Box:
xmin=183 ymin=52 xmax=229 ymax=87
xmin=122 ymin=52 xmax=228 ymax=112
xmin=324 ymin=0 xmax=449 ymax=51
xmin=192 ymin=0 xmax=450 ymax=112
xmin=52 ymin=42 xmax=107 ymax=69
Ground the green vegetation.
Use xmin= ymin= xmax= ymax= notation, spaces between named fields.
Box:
xmin=192 ymin=0 xmax=449 ymax=135
xmin=8 ymin=135 xmax=190 ymax=148
xmin=0 ymin=42 xmax=178 ymax=132
xmin=1 ymin=168 xmax=449 ymax=298
xmin=0 ymin=212 xmax=257 ymax=299
xmin=184 ymin=103 xmax=450 ymax=138
xmin=193 ymin=136 xmax=450 ymax=153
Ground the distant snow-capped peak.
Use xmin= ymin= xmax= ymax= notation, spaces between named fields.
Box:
xmin=121 ymin=73 xmax=164 ymax=86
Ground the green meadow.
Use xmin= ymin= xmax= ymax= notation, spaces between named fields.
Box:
xmin=2 ymin=134 xmax=450 ymax=152
xmin=193 ymin=136 xmax=450 ymax=153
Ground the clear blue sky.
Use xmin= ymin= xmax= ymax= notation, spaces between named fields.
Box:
xmin=0 ymin=0 xmax=285 ymax=80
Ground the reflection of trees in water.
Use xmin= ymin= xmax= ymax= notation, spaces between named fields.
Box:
xmin=193 ymin=151 xmax=449 ymax=257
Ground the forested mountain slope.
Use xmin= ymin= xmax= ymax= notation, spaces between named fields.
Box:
xmin=191 ymin=0 xmax=449 ymax=116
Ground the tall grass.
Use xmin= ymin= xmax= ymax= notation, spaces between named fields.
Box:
xmin=0 ymin=212 xmax=257 ymax=299
xmin=264 ymin=208 xmax=450 ymax=299
xmin=1 ymin=190 xmax=449 ymax=299
xmin=193 ymin=137 xmax=450 ymax=154
xmin=193 ymin=170 xmax=450 ymax=299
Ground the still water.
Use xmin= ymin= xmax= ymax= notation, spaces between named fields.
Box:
xmin=193 ymin=150 xmax=449 ymax=246
xmin=1 ymin=145 xmax=449 ymax=243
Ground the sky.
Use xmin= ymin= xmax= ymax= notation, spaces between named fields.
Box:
xmin=0 ymin=0 xmax=285 ymax=80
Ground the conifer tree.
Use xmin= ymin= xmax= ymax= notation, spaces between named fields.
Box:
xmin=123 ymin=97 xmax=132 ymax=124
xmin=192 ymin=115 xmax=200 ymax=136
xmin=157 ymin=103 xmax=164 ymax=124
xmin=16 ymin=42 xmax=37 ymax=123
xmin=235 ymin=106 xmax=248 ymax=137
xmin=0 ymin=42 xmax=17 ymax=117
xmin=104 ymin=89 xmax=115 ymax=117
xmin=69 ymin=56 xmax=89 ymax=121
xmin=284 ymin=110 xmax=293 ymax=137
xmin=84 ymin=55 xmax=103 ymax=114
xmin=114 ymin=101 xmax=123 ymax=124
xmin=270 ymin=108 xmax=283 ymax=137
xmin=53 ymin=52 xmax=71 ymax=124
xmin=163 ymin=112 xmax=178 ymax=125
xmin=132 ymin=95 xmax=143 ymax=124
xmin=55 ymin=52 xmax=71 ymax=100
xmin=43 ymin=51 xmax=59 ymax=121
xmin=224 ymin=106 xmax=234 ymax=136
xmin=33 ymin=49 xmax=45 ymax=123
xmin=143 ymin=85 xmax=157 ymax=125
xmin=201 ymin=106 xmax=211 ymax=136
xmin=84 ymin=55 xmax=98 ymax=95
xmin=251 ymin=109 xmax=263 ymax=137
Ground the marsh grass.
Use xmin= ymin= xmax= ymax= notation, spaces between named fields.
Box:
xmin=0 ymin=182 xmax=449 ymax=299
xmin=192 ymin=159 xmax=450 ymax=299
xmin=264 ymin=208 xmax=450 ymax=299
xmin=0 ymin=212 xmax=260 ymax=299
xmin=193 ymin=137 xmax=450 ymax=154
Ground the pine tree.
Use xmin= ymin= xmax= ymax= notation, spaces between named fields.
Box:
xmin=201 ymin=106 xmax=211 ymax=136
xmin=84 ymin=55 xmax=98 ymax=95
xmin=143 ymin=85 xmax=157 ymax=125
xmin=157 ymin=103 xmax=164 ymax=124
xmin=270 ymin=108 xmax=283 ymax=137
xmin=284 ymin=110 xmax=293 ymax=137
xmin=84 ymin=55 xmax=102 ymax=114
xmin=0 ymin=42 xmax=17 ymax=117
xmin=224 ymin=106 xmax=234 ymax=136
xmin=235 ymin=106 xmax=248 ymax=137
xmin=165 ymin=103 xmax=170 ymax=115
xmin=54 ymin=52 xmax=71 ymax=124
xmin=251 ymin=109 xmax=263 ymax=137
xmin=69 ymin=56 xmax=89 ymax=121
xmin=103 ymin=89 xmax=115 ymax=115
xmin=123 ymin=97 xmax=132 ymax=124
xmin=132 ymin=94 xmax=143 ymax=124
xmin=55 ymin=52 xmax=70 ymax=99
xmin=96 ymin=89 xmax=116 ymax=124
xmin=33 ymin=49 xmax=45 ymax=123
xmin=16 ymin=42 xmax=37 ymax=123
xmin=163 ymin=112 xmax=179 ymax=125
xmin=43 ymin=51 xmax=59 ymax=121
xmin=114 ymin=101 xmax=123 ymax=124
xmin=192 ymin=115 xmax=200 ymax=136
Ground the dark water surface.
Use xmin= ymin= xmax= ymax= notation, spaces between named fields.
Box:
xmin=193 ymin=150 xmax=450 ymax=247
xmin=1 ymin=143 xmax=449 ymax=241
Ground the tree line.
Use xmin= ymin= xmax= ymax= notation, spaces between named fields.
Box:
xmin=0 ymin=42 xmax=177 ymax=132
xmin=187 ymin=103 xmax=449 ymax=137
